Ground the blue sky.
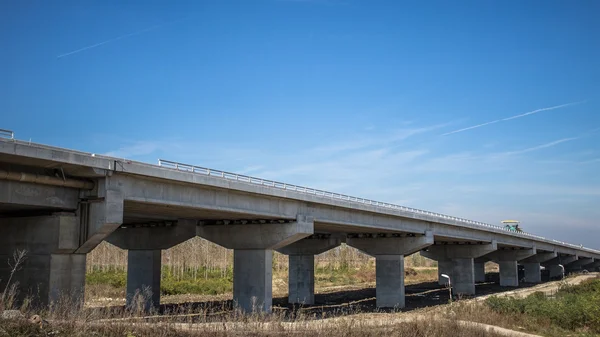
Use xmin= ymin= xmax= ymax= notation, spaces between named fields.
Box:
xmin=1 ymin=0 xmax=599 ymax=248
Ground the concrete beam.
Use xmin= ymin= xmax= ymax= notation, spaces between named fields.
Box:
xmin=542 ymin=255 xmax=578 ymax=267
xmin=520 ymin=251 xmax=557 ymax=263
xmin=197 ymin=216 xmax=313 ymax=250
xmin=346 ymin=232 xmax=433 ymax=257
xmin=346 ymin=231 xmax=433 ymax=308
xmin=566 ymin=257 xmax=594 ymax=271
xmin=106 ymin=219 xmax=196 ymax=250
xmin=485 ymin=247 xmax=536 ymax=262
xmin=421 ymin=241 xmax=497 ymax=260
xmin=276 ymin=235 xmax=342 ymax=256
xmin=0 ymin=180 xmax=79 ymax=210
xmin=277 ymin=235 xmax=342 ymax=305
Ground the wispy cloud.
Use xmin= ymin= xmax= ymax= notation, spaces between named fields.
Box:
xmin=441 ymin=101 xmax=585 ymax=136
xmin=104 ymin=140 xmax=166 ymax=158
xmin=503 ymin=137 xmax=579 ymax=155
xmin=57 ymin=18 xmax=185 ymax=58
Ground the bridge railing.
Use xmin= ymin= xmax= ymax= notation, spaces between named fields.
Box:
xmin=0 ymin=129 xmax=14 ymax=140
xmin=157 ymin=159 xmax=594 ymax=252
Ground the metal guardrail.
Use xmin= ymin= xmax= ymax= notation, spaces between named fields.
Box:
xmin=157 ymin=159 xmax=596 ymax=253
xmin=0 ymin=129 xmax=14 ymax=140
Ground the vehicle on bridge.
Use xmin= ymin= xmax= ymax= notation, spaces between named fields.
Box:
xmin=502 ymin=220 xmax=523 ymax=233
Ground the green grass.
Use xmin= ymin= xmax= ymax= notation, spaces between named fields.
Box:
xmin=484 ymin=278 xmax=600 ymax=334
xmin=86 ymin=267 xmax=233 ymax=296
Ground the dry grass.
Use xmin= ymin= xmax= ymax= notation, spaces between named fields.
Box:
xmin=0 ymin=304 xmax=507 ymax=337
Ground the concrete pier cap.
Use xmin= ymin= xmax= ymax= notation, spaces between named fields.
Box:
xmin=197 ymin=214 xmax=314 ymax=313
xmin=196 ymin=214 xmax=314 ymax=250
xmin=421 ymin=240 xmax=497 ymax=295
xmin=485 ymin=247 xmax=536 ymax=287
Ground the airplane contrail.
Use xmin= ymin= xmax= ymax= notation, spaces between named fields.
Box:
xmin=57 ymin=18 xmax=185 ymax=58
xmin=441 ymin=101 xmax=586 ymax=136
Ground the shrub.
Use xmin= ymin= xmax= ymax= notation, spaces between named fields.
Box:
xmin=484 ymin=279 xmax=600 ymax=333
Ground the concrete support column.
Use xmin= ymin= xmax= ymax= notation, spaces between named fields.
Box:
xmin=584 ymin=261 xmax=600 ymax=272
xmin=474 ymin=262 xmax=486 ymax=282
xmin=375 ymin=255 xmax=405 ymax=308
xmin=484 ymin=247 xmax=536 ymax=287
xmin=522 ymin=263 xmax=541 ymax=283
xmin=565 ymin=257 xmax=594 ymax=272
xmin=452 ymin=258 xmax=475 ymax=295
xmin=107 ymin=219 xmax=197 ymax=311
xmin=421 ymin=242 xmax=497 ymax=296
xmin=0 ymin=214 xmax=89 ymax=307
xmin=288 ymin=255 xmax=314 ymax=305
xmin=498 ymin=261 xmax=519 ymax=286
xmin=346 ymin=231 xmax=433 ymax=308
xmin=197 ymin=215 xmax=314 ymax=313
xmin=277 ymin=235 xmax=342 ymax=305
xmin=126 ymin=250 xmax=161 ymax=311
xmin=233 ymin=249 xmax=273 ymax=312
xmin=519 ymin=251 xmax=556 ymax=284
xmin=548 ymin=265 xmax=565 ymax=279
xmin=437 ymin=260 xmax=452 ymax=285
xmin=49 ymin=254 xmax=87 ymax=304
xmin=542 ymin=255 xmax=577 ymax=279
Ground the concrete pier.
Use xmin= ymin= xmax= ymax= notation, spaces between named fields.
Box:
xmin=519 ymin=251 xmax=556 ymax=283
xmin=347 ymin=232 xmax=433 ymax=308
xmin=421 ymin=242 xmax=496 ymax=295
xmin=565 ymin=257 xmax=594 ymax=272
xmin=498 ymin=261 xmax=519 ymax=286
xmin=197 ymin=216 xmax=313 ymax=312
xmin=522 ymin=263 xmax=541 ymax=283
xmin=288 ymin=255 xmax=315 ymax=305
xmin=0 ymin=214 xmax=87 ymax=306
xmin=542 ymin=255 xmax=577 ymax=279
xmin=584 ymin=261 xmax=600 ymax=272
xmin=106 ymin=219 xmax=197 ymax=310
xmin=376 ymin=255 xmax=405 ymax=308
xmin=127 ymin=250 xmax=161 ymax=311
xmin=277 ymin=235 xmax=342 ymax=305
xmin=233 ymin=249 xmax=273 ymax=312
xmin=485 ymin=248 xmax=535 ymax=287
xmin=474 ymin=262 xmax=486 ymax=282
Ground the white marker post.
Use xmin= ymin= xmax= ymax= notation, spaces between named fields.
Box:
xmin=441 ymin=273 xmax=452 ymax=303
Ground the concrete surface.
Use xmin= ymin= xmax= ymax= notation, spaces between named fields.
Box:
xmin=498 ymin=261 xmax=519 ymax=287
xmin=233 ymin=249 xmax=273 ymax=313
xmin=474 ymin=262 xmax=486 ymax=282
xmin=127 ymin=250 xmax=161 ymax=311
xmin=522 ymin=263 xmax=541 ymax=283
xmin=278 ymin=235 xmax=342 ymax=305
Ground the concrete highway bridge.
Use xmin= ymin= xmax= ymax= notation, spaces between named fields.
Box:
xmin=1 ymin=130 xmax=599 ymax=312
